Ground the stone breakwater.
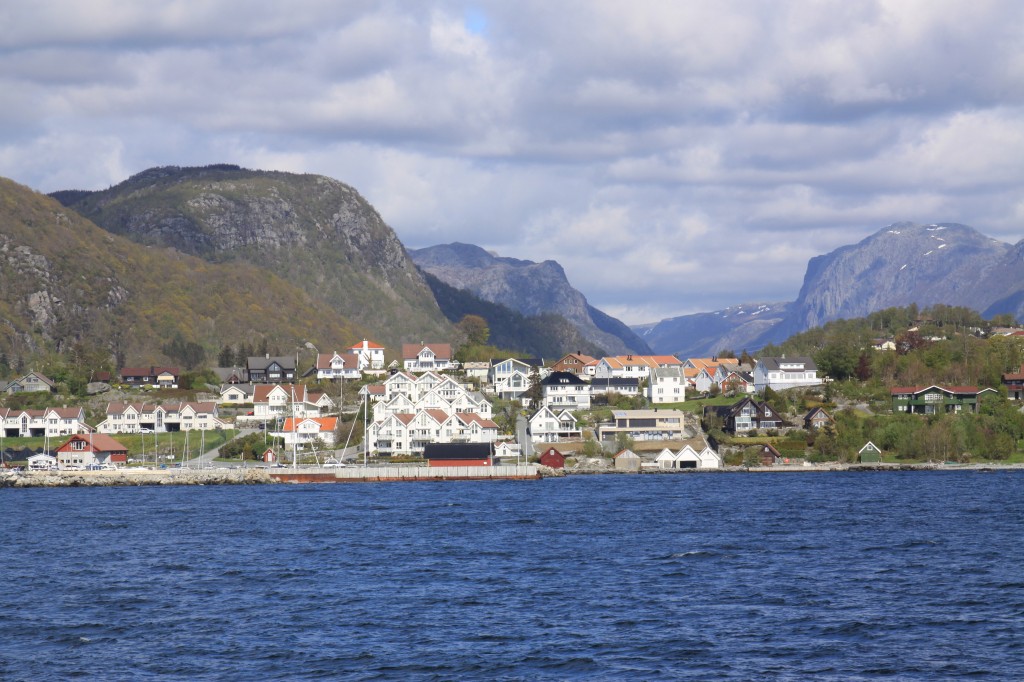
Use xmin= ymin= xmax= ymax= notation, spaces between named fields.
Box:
xmin=0 ymin=468 xmax=276 ymax=488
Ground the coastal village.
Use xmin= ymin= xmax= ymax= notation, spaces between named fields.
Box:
xmin=4 ymin=320 xmax=1024 ymax=482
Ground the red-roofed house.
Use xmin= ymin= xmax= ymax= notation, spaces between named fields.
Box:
xmin=277 ymin=416 xmax=339 ymax=448
xmin=402 ymin=343 xmax=454 ymax=373
xmin=1003 ymin=365 xmax=1024 ymax=400
xmin=349 ymin=339 xmax=386 ymax=371
xmin=312 ymin=352 xmax=362 ymax=381
xmin=56 ymin=434 xmax=129 ymax=468
xmin=593 ymin=355 xmax=683 ymax=381
xmin=119 ymin=366 xmax=180 ymax=388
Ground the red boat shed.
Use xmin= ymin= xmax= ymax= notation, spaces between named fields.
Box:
xmin=538 ymin=447 xmax=566 ymax=469
xmin=423 ymin=443 xmax=492 ymax=467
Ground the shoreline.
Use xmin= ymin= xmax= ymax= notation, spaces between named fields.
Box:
xmin=3 ymin=461 xmax=1023 ymax=487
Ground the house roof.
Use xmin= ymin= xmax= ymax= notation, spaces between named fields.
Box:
xmin=281 ymin=417 xmax=338 ymax=432
xmin=60 ymin=434 xmax=128 ymax=452
xmin=349 ymin=339 xmax=385 ymax=350
xmin=315 ymin=352 xmax=360 ymax=370
xmin=253 ymin=384 xmax=307 ymax=402
xmin=589 ymin=377 xmax=640 ymax=388
xmin=5 ymin=372 xmax=56 ymax=389
xmin=402 ymin=343 xmax=452 ymax=360
xmin=757 ymin=357 xmax=817 ymax=372
xmin=556 ymin=352 xmax=598 ymax=365
xmin=601 ymin=355 xmax=682 ymax=369
xmin=220 ymin=383 xmax=256 ymax=397
xmin=890 ymin=385 xmax=984 ymax=396
xmin=120 ymin=366 xmax=181 ymax=378
xmin=804 ymin=406 xmax=832 ymax=421
xmin=453 ymin=413 xmax=499 ymax=429
xmin=246 ymin=356 xmax=296 ymax=371
xmin=541 ymin=371 xmax=588 ymax=386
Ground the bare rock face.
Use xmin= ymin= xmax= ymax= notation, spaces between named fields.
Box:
xmin=410 ymin=242 xmax=651 ymax=355
xmin=777 ymin=222 xmax=1019 ymax=336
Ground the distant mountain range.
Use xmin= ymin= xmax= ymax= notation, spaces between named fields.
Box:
xmin=637 ymin=222 xmax=1024 ymax=357
xmin=409 ymin=243 xmax=652 ymax=355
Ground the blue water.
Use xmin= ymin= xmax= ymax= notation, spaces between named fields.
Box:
xmin=2 ymin=472 xmax=1023 ymax=680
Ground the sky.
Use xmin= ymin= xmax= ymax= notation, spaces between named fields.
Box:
xmin=2 ymin=1 xmax=1023 ymax=325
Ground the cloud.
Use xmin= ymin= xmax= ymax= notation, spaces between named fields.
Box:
xmin=1 ymin=0 xmax=1022 ymax=325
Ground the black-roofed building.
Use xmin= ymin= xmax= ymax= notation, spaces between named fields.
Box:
xmin=423 ymin=442 xmax=493 ymax=467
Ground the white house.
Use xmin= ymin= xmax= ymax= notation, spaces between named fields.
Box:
xmin=367 ymin=409 xmax=497 ymax=456
xmin=753 ymin=357 xmax=822 ymax=392
xmin=252 ymin=385 xmax=333 ymax=422
xmin=529 ymin=407 xmax=581 ymax=443
xmin=598 ymin=409 xmax=688 ymax=443
xmin=313 ymin=352 xmax=362 ymax=381
xmin=540 ymin=371 xmax=591 ymax=410
xmin=219 ymin=383 xmax=256 ymax=405
xmin=348 ymin=339 xmax=386 ymax=371
xmin=589 ymin=377 xmax=641 ymax=397
xmin=489 ymin=358 xmax=546 ymax=400
xmin=402 ymin=343 xmax=454 ymax=373
xmin=3 ymin=371 xmax=56 ymax=394
xmin=675 ymin=443 xmax=722 ymax=469
xmin=276 ymin=416 xmax=338 ymax=448
xmin=0 ymin=407 xmax=88 ymax=438
xmin=462 ymin=361 xmax=491 ymax=382
xmin=647 ymin=367 xmax=685 ymax=404
xmin=593 ymin=355 xmax=683 ymax=381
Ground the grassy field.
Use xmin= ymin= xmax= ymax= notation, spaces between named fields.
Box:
xmin=1 ymin=429 xmax=238 ymax=465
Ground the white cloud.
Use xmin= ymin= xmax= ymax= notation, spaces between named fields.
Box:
xmin=1 ymin=0 xmax=1022 ymax=323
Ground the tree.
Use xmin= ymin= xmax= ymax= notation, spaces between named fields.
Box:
xmin=457 ymin=315 xmax=490 ymax=346
xmin=218 ymin=345 xmax=234 ymax=367
xmin=524 ymin=365 xmax=543 ymax=406
xmin=161 ymin=334 xmax=206 ymax=370
xmin=615 ymin=431 xmax=635 ymax=453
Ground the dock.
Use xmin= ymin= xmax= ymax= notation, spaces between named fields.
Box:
xmin=270 ymin=464 xmax=540 ymax=483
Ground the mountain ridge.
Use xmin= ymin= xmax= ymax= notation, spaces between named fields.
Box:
xmin=638 ymin=221 xmax=1024 ymax=356
xmin=409 ymin=242 xmax=652 ymax=355
xmin=52 ymin=165 xmax=453 ymax=348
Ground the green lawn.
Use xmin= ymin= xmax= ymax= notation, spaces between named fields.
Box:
xmin=0 ymin=429 xmax=239 ymax=465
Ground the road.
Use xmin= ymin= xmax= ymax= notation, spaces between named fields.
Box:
xmin=516 ymin=413 xmax=534 ymax=459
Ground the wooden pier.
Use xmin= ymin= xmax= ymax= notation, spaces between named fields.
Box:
xmin=269 ymin=464 xmax=540 ymax=483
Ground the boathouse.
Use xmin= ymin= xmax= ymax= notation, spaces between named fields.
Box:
xmin=423 ymin=442 xmax=492 ymax=467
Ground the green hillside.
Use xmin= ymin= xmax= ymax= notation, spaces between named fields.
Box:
xmin=0 ymin=177 xmax=367 ymax=372
xmin=55 ymin=165 xmax=453 ymax=347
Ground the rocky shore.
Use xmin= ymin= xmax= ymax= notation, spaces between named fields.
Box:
xmin=0 ymin=468 xmax=276 ymax=488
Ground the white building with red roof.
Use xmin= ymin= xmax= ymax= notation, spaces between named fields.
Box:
xmin=0 ymin=407 xmax=89 ymax=438
xmin=349 ymin=339 xmax=386 ymax=371
xmin=276 ymin=416 xmax=339 ymax=448
xmin=402 ymin=343 xmax=454 ymax=373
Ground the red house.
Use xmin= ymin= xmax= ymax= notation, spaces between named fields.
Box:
xmin=56 ymin=434 xmax=129 ymax=468
xmin=422 ymin=443 xmax=492 ymax=467
xmin=538 ymin=447 xmax=566 ymax=469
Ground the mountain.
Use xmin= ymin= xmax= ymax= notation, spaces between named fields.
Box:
xmin=634 ymin=303 xmax=792 ymax=358
xmin=777 ymin=222 xmax=1021 ymax=337
xmin=409 ymin=243 xmax=651 ymax=355
xmin=0 ymin=176 xmax=365 ymax=368
xmin=421 ymin=271 xmax=606 ymax=358
xmin=52 ymin=165 xmax=453 ymax=347
xmin=639 ymin=222 xmax=1024 ymax=356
